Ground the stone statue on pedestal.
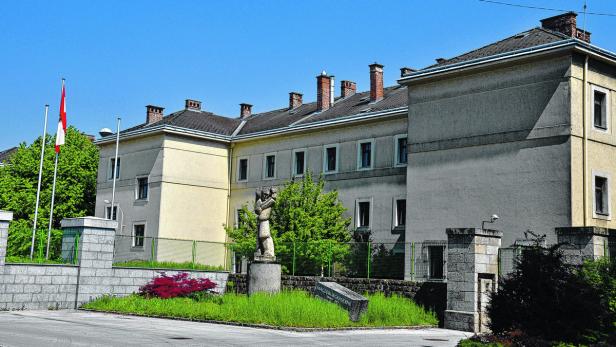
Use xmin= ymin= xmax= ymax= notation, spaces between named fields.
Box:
xmin=254 ymin=187 xmax=277 ymax=261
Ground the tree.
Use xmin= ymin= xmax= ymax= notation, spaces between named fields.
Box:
xmin=0 ymin=126 xmax=99 ymax=260
xmin=226 ymin=172 xmax=351 ymax=275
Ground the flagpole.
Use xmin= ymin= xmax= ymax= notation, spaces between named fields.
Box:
xmin=30 ymin=105 xmax=49 ymax=260
xmin=45 ymin=152 xmax=59 ymax=259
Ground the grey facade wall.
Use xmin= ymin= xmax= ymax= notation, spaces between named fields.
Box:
xmin=405 ymin=55 xmax=574 ymax=258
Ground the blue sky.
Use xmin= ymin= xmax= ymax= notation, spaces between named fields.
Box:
xmin=1 ymin=0 xmax=615 ymax=148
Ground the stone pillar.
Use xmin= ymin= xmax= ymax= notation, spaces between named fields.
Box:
xmin=444 ymin=228 xmax=502 ymax=333
xmin=555 ymin=227 xmax=609 ymax=265
xmin=60 ymin=217 xmax=117 ymax=307
xmin=0 ymin=210 xmax=13 ymax=267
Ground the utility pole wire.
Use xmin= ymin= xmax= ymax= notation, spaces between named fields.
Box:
xmin=478 ymin=0 xmax=616 ymax=17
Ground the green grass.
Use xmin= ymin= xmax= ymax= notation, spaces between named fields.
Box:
xmin=112 ymin=260 xmax=225 ymax=271
xmin=83 ymin=290 xmax=438 ymax=328
xmin=457 ymin=339 xmax=504 ymax=347
xmin=5 ymin=255 xmax=67 ymax=265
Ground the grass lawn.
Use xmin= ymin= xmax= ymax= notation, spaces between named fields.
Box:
xmin=112 ymin=260 xmax=225 ymax=272
xmin=83 ymin=290 xmax=438 ymax=328
xmin=5 ymin=255 xmax=68 ymax=265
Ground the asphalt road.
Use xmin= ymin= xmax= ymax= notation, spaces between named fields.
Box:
xmin=0 ymin=310 xmax=472 ymax=347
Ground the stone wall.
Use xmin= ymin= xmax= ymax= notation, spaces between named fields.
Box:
xmin=227 ymin=274 xmax=446 ymax=324
xmin=0 ymin=214 xmax=228 ymax=310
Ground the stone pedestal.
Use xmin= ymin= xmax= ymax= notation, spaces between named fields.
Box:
xmin=248 ymin=261 xmax=281 ymax=295
xmin=556 ymin=227 xmax=609 ymax=265
xmin=444 ymin=228 xmax=502 ymax=333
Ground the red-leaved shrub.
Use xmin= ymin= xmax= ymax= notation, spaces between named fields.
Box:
xmin=139 ymin=272 xmax=217 ymax=299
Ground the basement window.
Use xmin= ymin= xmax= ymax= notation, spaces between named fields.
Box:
xmin=133 ymin=224 xmax=145 ymax=248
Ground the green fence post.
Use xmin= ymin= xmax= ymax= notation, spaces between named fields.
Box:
xmin=292 ymin=241 xmax=296 ymax=276
xmin=410 ymin=242 xmax=415 ymax=281
xmin=150 ymin=238 xmax=155 ymax=266
xmin=192 ymin=240 xmax=196 ymax=269
xmin=328 ymin=240 xmax=332 ymax=277
xmin=73 ymin=233 xmax=80 ymax=265
xmin=367 ymin=241 xmax=371 ymax=279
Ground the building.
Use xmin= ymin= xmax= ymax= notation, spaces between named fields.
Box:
xmin=0 ymin=147 xmax=17 ymax=167
xmin=96 ymin=12 xmax=616 ymax=280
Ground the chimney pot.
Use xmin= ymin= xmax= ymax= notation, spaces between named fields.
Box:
xmin=369 ymin=63 xmax=384 ymax=102
xmin=146 ymin=105 xmax=164 ymax=124
xmin=341 ymin=80 xmax=357 ymax=98
xmin=435 ymin=58 xmax=447 ymax=64
xmin=540 ymin=12 xmax=590 ymax=42
xmin=289 ymin=92 xmax=303 ymax=109
xmin=400 ymin=67 xmax=416 ymax=77
xmin=240 ymin=103 xmax=252 ymax=119
xmin=185 ymin=99 xmax=202 ymax=111
xmin=316 ymin=72 xmax=332 ymax=111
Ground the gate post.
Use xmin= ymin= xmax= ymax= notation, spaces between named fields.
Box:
xmin=0 ymin=210 xmax=13 ymax=267
xmin=444 ymin=228 xmax=502 ymax=333
xmin=555 ymin=227 xmax=609 ymax=265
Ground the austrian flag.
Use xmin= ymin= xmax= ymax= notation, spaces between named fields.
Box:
xmin=55 ymin=80 xmax=67 ymax=153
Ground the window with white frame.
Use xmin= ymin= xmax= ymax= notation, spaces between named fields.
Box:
xmin=394 ymin=135 xmax=408 ymax=166
xmin=108 ymin=157 xmax=121 ymax=180
xmin=136 ymin=176 xmax=148 ymax=200
xmin=356 ymin=199 xmax=371 ymax=229
xmin=292 ymin=149 xmax=306 ymax=177
xmin=133 ymin=224 xmax=145 ymax=247
xmin=323 ymin=145 xmax=339 ymax=174
xmin=395 ymin=199 xmax=406 ymax=227
xmin=264 ymin=153 xmax=276 ymax=179
xmin=594 ymin=174 xmax=610 ymax=217
xmin=105 ymin=205 xmax=118 ymax=220
xmin=592 ymin=85 xmax=609 ymax=131
xmin=237 ymin=157 xmax=248 ymax=182
xmin=357 ymin=139 xmax=374 ymax=170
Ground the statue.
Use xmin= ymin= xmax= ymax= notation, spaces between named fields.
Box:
xmin=254 ymin=187 xmax=277 ymax=261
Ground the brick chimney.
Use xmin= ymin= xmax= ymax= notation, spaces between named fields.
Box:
xmin=369 ymin=63 xmax=384 ymax=102
xmin=146 ymin=105 xmax=164 ymax=124
xmin=289 ymin=92 xmax=303 ymax=109
xmin=435 ymin=58 xmax=447 ymax=64
xmin=240 ymin=103 xmax=252 ymax=119
xmin=185 ymin=99 xmax=201 ymax=111
xmin=341 ymin=80 xmax=356 ymax=98
xmin=400 ymin=67 xmax=416 ymax=77
xmin=541 ymin=12 xmax=590 ymax=43
xmin=316 ymin=71 xmax=332 ymax=112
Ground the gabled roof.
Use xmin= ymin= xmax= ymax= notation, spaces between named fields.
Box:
xmin=427 ymin=27 xmax=570 ymax=68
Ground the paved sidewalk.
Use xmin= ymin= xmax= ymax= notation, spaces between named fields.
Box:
xmin=0 ymin=310 xmax=472 ymax=347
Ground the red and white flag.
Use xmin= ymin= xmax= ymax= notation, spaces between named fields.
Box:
xmin=55 ymin=79 xmax=67 ymax=153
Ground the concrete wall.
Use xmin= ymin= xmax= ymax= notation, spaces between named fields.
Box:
xmin=405 ymin=55 xmax=574 ymax=257
xmin=230 ymin=116 xmax=407 ymax=243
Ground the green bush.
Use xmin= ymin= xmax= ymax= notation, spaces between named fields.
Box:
xmin=488 ymin=245 xmax=608 ymax=344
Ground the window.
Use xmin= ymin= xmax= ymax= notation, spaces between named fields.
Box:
xmin=264 ymin=154 xmax=276 ymax=179
xmin=394 ymin=135 xmax=408 ymax=166
xmin=109 ymin=157 xmax=121 ymax=180
xmin=238 ymin=158 xmax=248 ymax=182
xmin=133 ymin=224 xmax=145 ymax=248
xmin=292 ymin=149 xmax=306 ymax=177
xmin=136 ymin=177 xmax=148 ymax=200
xmin=592 ymin=85 xmax=609 ymax=131
xmin=105 ymin=206 xmax=118 ymax=220
xmin=323 ymin=145 xmax=338 ymax=174
xmin=357 ymin=139 xmax=374 ymax=170
xmin=594 ymin=175 xmax=609 ymax=216
xmin=395 ymin=199 xmax=406 ymax=227
xmin=428 ymin=245 xmax=445 ymax=280
xmin=356 ymin=200 xmax=371 ymax=228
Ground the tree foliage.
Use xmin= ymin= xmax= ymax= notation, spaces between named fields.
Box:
xmin=0 ymin=126 xmax=98 ymax=259
xmin=226 ymin=172 xmax=351 ymax=274
xmin=488 ymin=245 xmax=611 ymax=345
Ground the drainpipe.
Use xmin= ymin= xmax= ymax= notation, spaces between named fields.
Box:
xmin=582 ymin=55 xmax=589 ymax=226
xmin=225 ymin=144 xmax=234 ymax=239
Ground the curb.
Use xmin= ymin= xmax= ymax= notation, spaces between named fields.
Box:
xmin=78 ymin=308 xmax=436 ymax=332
